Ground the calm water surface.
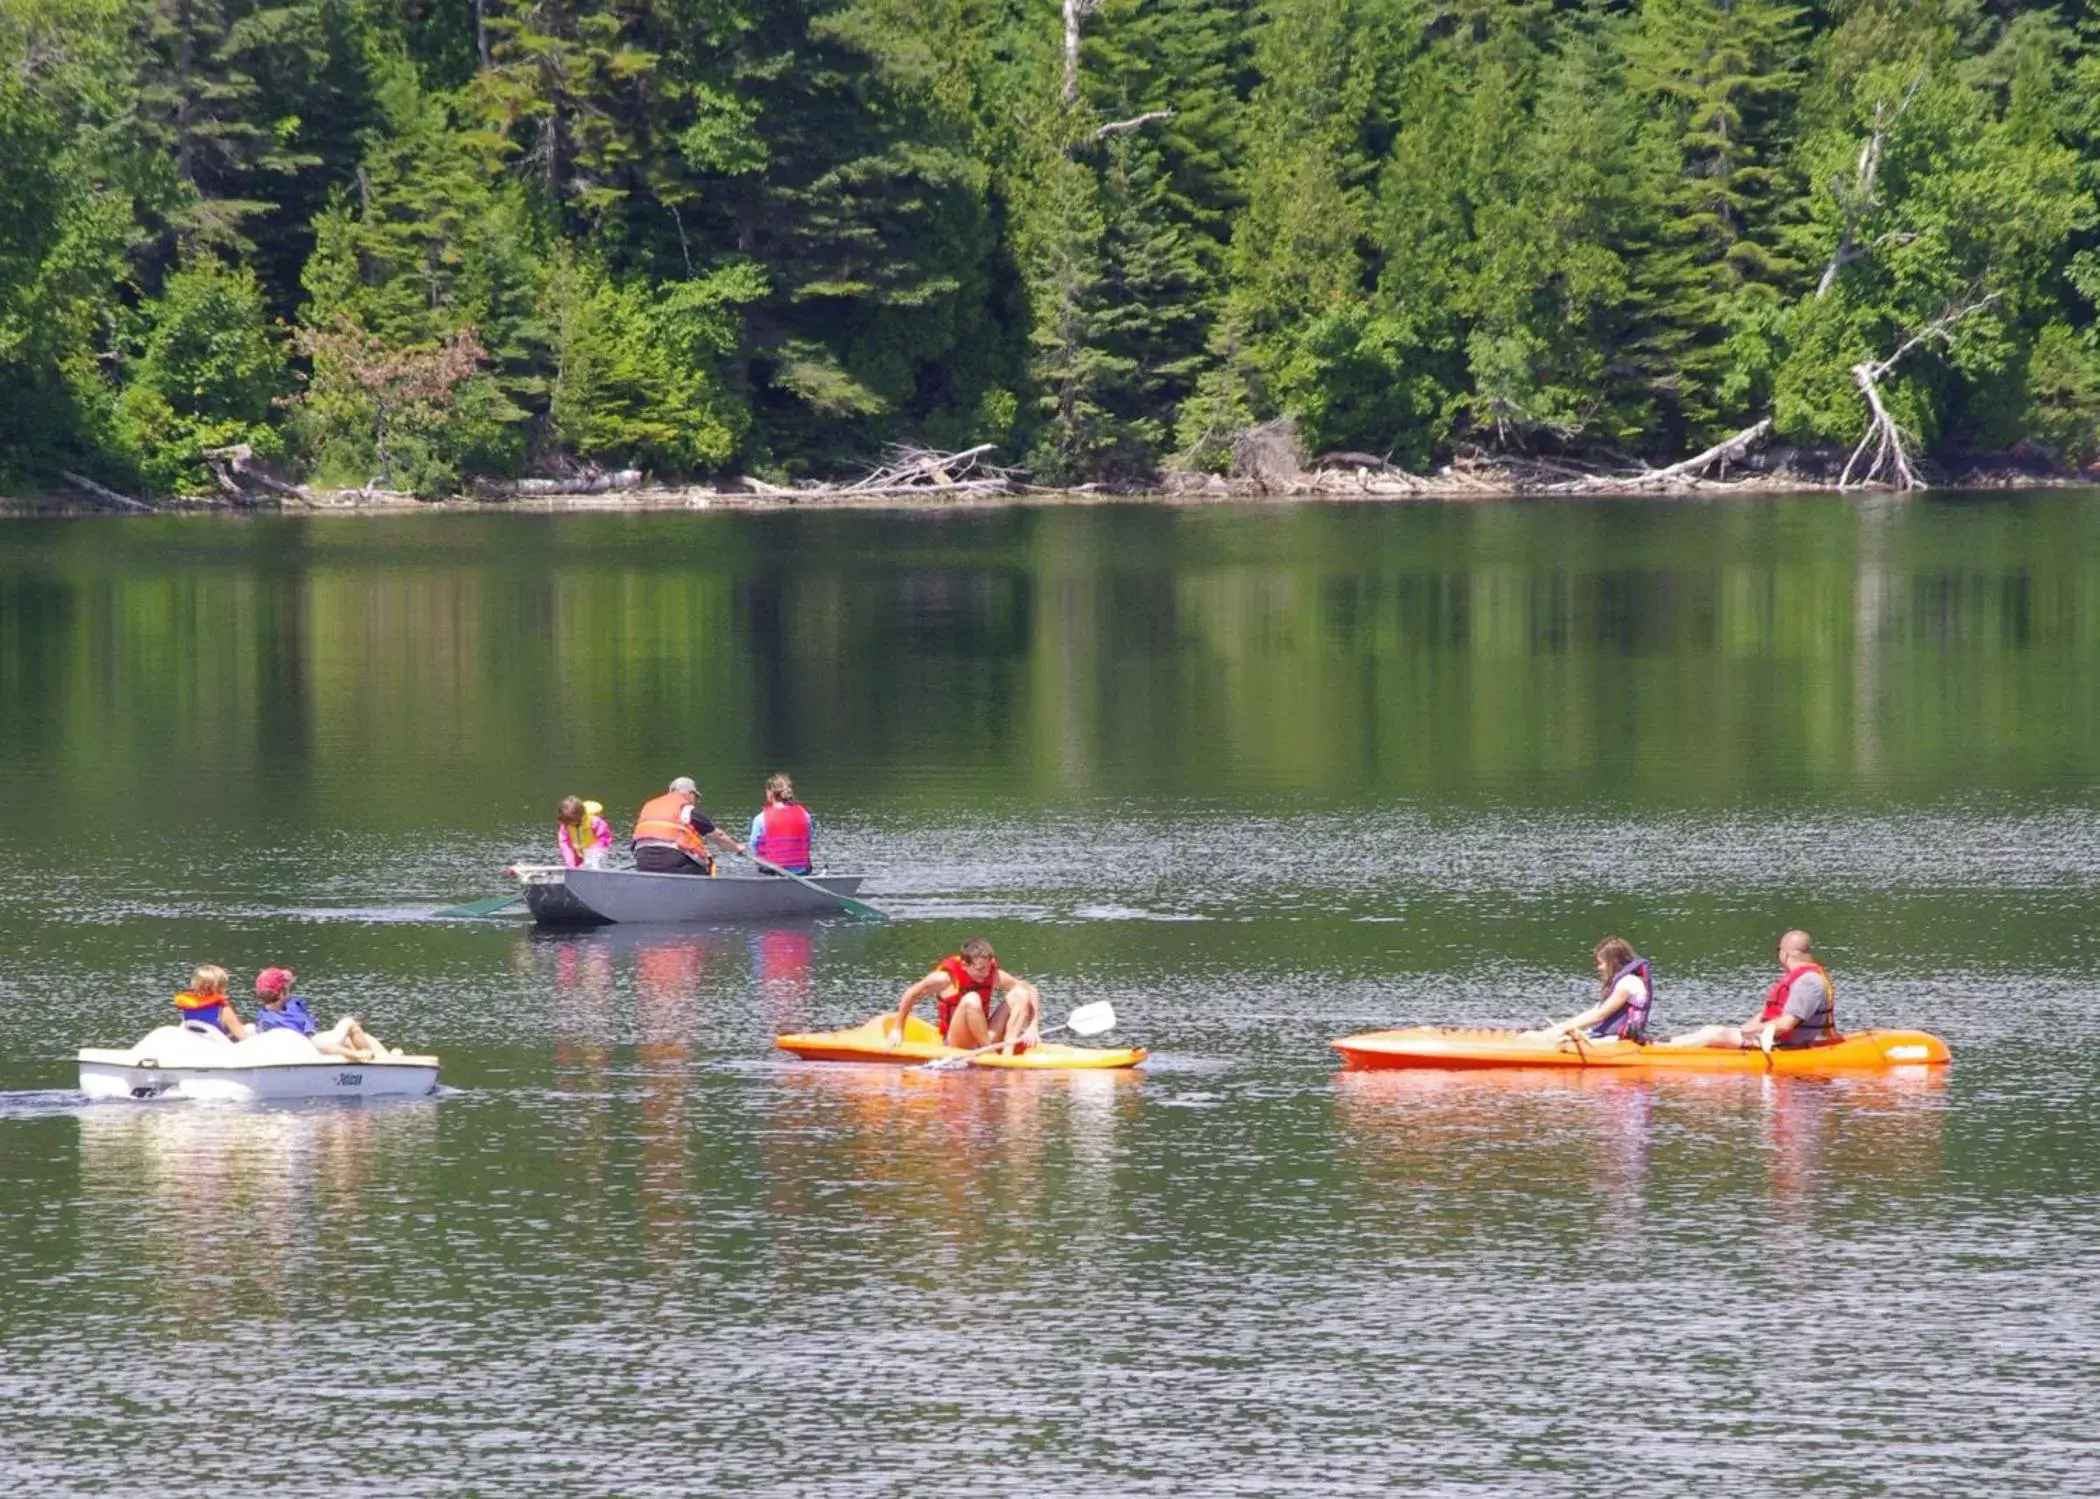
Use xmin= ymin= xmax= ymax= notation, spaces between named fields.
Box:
xmin=2 ymin=497 xmax=2097 ymax=1494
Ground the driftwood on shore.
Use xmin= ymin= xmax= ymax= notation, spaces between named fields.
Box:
xmin=1165 ymin=416 xmax=1787 ymax=499
xmin=740 ymin=443 xmax=1025 ymax=501
xmin=203 ymin=444 xmax=316 ymax=506
xmin=502 ymin=469 xmax=644 ymax=496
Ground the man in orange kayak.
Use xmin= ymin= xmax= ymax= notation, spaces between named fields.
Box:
xmin=1662 ymin=930 xmax=1835 ymax=1049
xmin=888 ymin=937 xmax=1042 ymax=1053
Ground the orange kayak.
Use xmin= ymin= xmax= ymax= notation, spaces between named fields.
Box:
xmin=1332 ymin=1026 xmax=1950 ymax=1074
xmin=776 ymin=1015 xmax=1148 ymax=1071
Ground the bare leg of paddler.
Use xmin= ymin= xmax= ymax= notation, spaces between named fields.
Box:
xmin=1001 ymin=983 xmax=1042 ymax=1053
xmin=946 ymin=996 xmax=992 ymax=1051
xmin=343 ymin=1017 xmax=394 ymax=1059
xmin=1659 ymin=1023 xmax=1750 ymax=1049
xmin=314 ymin=1016 xmax=375 ymax=1062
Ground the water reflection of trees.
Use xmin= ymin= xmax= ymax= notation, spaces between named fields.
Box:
xmin=9 ymin=502 xmax=2100 ymax=816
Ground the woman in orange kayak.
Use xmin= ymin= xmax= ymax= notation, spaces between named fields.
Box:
xmin=1530 ymin=936 xmax=1653 ymax=1042
xmin=888 ymin=937 xmax=1042 ymax=1052
xmin=1662 ymin=929 xmax=1835 ymax=1049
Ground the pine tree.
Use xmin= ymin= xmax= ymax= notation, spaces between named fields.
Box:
xmin=1181 ymin=0 xmax=1389 ymax=466
xmin=1624 ymin=0 xmax=1807 ymax=444
xmin=130 ymin=0 xmax=325 ymax=262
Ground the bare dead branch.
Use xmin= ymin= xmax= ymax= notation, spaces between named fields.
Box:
xmin=1096 ymin=110 xmax=1176 ymax=139
xmin=1062 ymin=0 xmax=1104 ymax=107
xmin=1839 ymin=291 xmax=2004 ymax=492
xmin=1816 ymin=71 xmax=1925 ymax=300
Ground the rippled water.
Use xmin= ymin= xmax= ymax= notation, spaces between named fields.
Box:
xmin=3 ymin=498 xmax=2098 ymax=1493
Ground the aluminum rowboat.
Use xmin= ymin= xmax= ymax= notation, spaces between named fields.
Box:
xmin=514 ymin=864 xmax=870 ymax=924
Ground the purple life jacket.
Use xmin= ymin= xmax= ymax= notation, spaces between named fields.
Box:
xmin=1588 ymin=958 xmax=1653 ymax=1042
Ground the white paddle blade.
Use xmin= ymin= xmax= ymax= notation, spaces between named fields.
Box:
xmin=1064 ymin=1001 xmax=1117 ymax=1038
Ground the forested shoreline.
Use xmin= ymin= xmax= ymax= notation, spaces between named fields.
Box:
xmin=3 ymin=0 xmax=2098 ymax=504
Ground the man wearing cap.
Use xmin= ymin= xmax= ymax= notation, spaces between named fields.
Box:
xmin=631 ymin=776 xmax=748 ymax=876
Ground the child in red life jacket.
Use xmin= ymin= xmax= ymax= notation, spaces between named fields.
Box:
xmin=888 ymin=937 xmax=1042 ymax=1052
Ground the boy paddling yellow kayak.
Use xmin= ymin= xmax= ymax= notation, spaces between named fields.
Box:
xmin=778 ymin=940 xmax=1145 ymax=1070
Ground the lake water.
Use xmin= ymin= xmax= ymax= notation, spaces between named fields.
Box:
xmin=2 ymin=496 xmax=2097 ymax=1494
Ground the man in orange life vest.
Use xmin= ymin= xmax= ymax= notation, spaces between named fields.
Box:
xmin=889 ymin=937 xmax=1042 ymax=1053
xmin=631 ymin=776 xmax=748 ymax=876
xmin=1662 ymin=929 xmax=1836 ymax=1050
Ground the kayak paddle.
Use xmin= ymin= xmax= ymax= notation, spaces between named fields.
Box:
xmin=921 ymin=1000 xmax=1118 ymax=1071
xmin=435 ymin=891 xmax=524 ymax=918
xmin=743 ymin=851 xmax=885 ymax=922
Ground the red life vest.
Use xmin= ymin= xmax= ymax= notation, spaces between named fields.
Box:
xmin=935 ymin=955 xmax=999 ymax=1040
xmin=1761 ymin=963 xmax=1835 ymax=1036
xmin=632 ymin=792 xmax=707 ymax=860
xmin=756 ymin=802 xmax=813 ymax=872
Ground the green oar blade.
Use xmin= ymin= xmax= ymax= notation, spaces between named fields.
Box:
xmin=747 ymin=854 xmax=884 ymax=921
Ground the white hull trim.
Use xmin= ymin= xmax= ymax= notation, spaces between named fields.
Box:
xmin=79 ymin=1055 xmax=440 ymax=1102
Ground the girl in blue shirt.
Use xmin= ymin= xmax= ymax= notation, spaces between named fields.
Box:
xmin=253 ymin=968 xmax=392 ymax=1061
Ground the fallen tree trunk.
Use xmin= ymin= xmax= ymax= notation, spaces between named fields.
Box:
xmin=60 ymin=471 xmax=153 ymax=513
xmin=1590 ymin=419 xmax=1774 ymax=489
xmin=504 ymin=470 xmax=644 ymax=496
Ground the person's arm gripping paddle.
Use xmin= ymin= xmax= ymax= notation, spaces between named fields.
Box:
xmin=1529 ymin=940 xmax=1648 ymax=1044
xmin=922 ymin=1002 xmax=1118 ymax=1071
xmin=1533 ymin=982 xmax=1630 ymax=1041
xmin=686 ymin=804 xmax=749 ymax=865
xmin=890 ymin=969 xmax=951 ymax=1050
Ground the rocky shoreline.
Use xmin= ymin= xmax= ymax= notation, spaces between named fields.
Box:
xmin=5 ymin=447 xmax=2094 ymax=518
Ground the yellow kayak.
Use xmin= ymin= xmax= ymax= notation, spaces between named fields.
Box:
xmin=776 ymin=1015 xmax=1148 ymax=1070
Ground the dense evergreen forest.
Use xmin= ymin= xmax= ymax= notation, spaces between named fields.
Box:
xmin=2 ymin=0 xmax=2098 ymax=498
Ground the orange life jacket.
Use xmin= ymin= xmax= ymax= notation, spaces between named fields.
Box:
xmin=174 ymin=990 xmax=229 ymax=1026
xmin=936 ymin=955 xmax=999 ymax=1040
xmin=632 ymin=792 xmax=706 ymax=859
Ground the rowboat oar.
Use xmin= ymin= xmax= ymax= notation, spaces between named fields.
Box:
xmin=742 ymin=851 xmax=885 ymax=922
xmin=434 ymin=891 xmax=523 ymax=918
xmin=921 ymin=1001 xmax=1117 ymax=1071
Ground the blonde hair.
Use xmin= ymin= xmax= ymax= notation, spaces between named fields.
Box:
xmin=189 ymin=964 xmax=228 ymax=997
xmin=557 ymin=795 xmax=584 ymax=825
xmin=766 ymin=773 xmax=796 ymax=804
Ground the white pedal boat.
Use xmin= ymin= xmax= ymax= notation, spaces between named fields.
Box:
xmin=78 ymin=1024 xmax=441 ymax=1103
